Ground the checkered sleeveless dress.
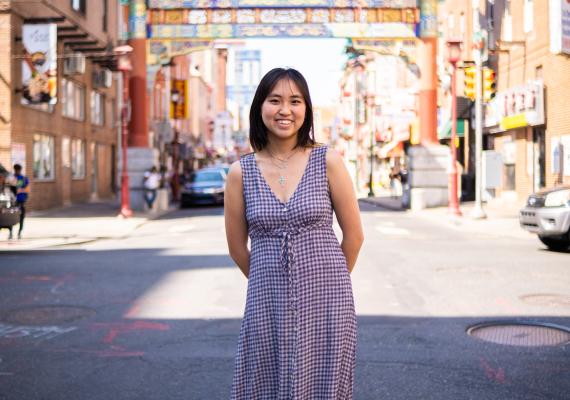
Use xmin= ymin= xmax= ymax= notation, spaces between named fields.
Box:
xmin=231 ymin=145 xmax=357 ymax=399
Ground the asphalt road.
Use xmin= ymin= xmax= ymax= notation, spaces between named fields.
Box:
xmin=0 ymin=202 xmax=569 ymax=399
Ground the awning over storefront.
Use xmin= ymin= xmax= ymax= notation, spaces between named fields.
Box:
xmin=438 ymin=119 xmax=466 ymax=140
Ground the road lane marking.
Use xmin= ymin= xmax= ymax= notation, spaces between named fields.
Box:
xmin=375 ymin=226 xmax=410 ymax=236
xmin=168 ymin=224 xmax=196 ymax=233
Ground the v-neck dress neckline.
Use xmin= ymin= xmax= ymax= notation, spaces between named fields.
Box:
xmin=253 ymin=147 xmax=315 ymax=206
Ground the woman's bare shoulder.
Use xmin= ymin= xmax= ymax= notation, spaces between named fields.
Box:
xmin=228 ymin=160 xmax=243 ymax=180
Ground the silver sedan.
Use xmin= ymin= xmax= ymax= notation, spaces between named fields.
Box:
xmin=519 ymin=186 xmax=570 ymax=251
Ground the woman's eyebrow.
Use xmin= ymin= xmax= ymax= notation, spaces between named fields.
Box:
xmin=267 ymin=93 xmax=303 ymax=98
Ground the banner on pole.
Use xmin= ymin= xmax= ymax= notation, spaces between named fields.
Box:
xmin=21 ymin=24 xmax=57 ymax=105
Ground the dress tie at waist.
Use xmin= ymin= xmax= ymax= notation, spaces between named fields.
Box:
xmin=250 ymin=224 xmax=329 ymax=278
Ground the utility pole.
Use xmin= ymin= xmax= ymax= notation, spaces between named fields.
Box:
xmin=471 ymin=0 xmax=487 ymax=219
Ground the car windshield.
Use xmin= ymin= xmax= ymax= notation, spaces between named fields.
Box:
xmin=191 ymin=171 xmax=224 ymax=183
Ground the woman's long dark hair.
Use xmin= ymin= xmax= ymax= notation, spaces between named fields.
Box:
xmin=249 ymin=68 xmax=315 ymax=151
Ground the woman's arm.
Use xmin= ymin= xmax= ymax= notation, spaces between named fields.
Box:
xmin=224 ymin=161 xmax=250 ymax=278
xmin=326 ymin=148 xmax=364 ymax=273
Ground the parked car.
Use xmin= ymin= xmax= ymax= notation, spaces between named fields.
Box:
xmin=519 ymin=186 xmax=570 ymax=251
xmin=180 ymin=167 xmax=226 ymax=207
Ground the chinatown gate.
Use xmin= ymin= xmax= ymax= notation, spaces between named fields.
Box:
xmin=123 ymin=0 xmax=448 ymax=211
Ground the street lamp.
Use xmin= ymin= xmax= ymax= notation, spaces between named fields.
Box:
xmin=115 ymin=44 xmax=134 ymax=218
xmin=446 ymin=39 xmax=462 ymax=216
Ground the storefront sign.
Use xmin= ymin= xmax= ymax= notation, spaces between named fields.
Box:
xmin=549 ymin=0 xmax=570 ymax=55
xmin=484 ymin=80 xmax=544 ymax=132
xmin=21 ymin=24 xmax=57 ymax=105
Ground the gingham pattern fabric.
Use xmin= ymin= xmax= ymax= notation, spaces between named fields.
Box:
xmin=231 ymin=145 xmax=357 ymax=400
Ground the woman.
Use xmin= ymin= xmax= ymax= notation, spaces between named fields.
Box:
xmin=225 ymin=68 xmax=364 ymax=399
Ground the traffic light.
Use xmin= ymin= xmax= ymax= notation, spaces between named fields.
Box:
xmin=483 ymin=67 xmax=496 ymax=103
xmin=464 ymin=66 xmax=476 ymax=100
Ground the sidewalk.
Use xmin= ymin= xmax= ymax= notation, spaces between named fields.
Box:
xmin=360 ymin=192 xmax=533 ymax=240
xmin=0 ymin=200 xmax=175 ymax=251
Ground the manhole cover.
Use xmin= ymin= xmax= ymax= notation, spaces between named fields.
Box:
xmin=2 ymin=306 xmax=95 ymax=325
xmin=520 ymin=294 xmax=570 ymax=308
xmin=467 ymin=322 xmax=570 ymax=347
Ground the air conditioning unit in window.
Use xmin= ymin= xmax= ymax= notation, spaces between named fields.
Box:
xmin=64 ymin=53 xmax=86 ymax=75
xmin=92 ymin=69 xmax=112 ymax=89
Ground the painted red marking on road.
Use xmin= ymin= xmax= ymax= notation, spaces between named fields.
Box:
xmin=23 ymin=276 xmax=52 ymax=282
xmin=480 ymin=358 xmax=506 ymax=384
xmin=91 ymin=321 xmax=169 ymax=344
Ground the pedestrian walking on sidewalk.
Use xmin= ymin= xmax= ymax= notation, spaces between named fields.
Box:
xmin=143 ymin=166 xmax=160 ymax=211
xmin=389 ymin=164 xmax=402 ymax=198
xmin=11 ymin=164 xmax=29 ymax=239
xmin=224 ymin=68 xmax=364 ymax=399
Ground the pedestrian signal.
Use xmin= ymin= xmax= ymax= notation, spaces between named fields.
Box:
xmin=483 ymin=67 xmax=496 ymax=103
xmin=464 ymin=67 xmax=476 ymax=101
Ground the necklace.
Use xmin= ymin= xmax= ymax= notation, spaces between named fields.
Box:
xmin=266 ymin=147 xmax=299 ymax=186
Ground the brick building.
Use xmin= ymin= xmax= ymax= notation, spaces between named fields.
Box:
xmin=440 ymin=0 xmax=570 ymax=203
xmin=484 ymin=0 xmax=570 ymax=201
xmin=0 ymin=0 xmax=120 ymax=210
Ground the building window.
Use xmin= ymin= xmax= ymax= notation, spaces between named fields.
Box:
xmin=524 ymin=0 xmax=534 ymax=34
xmin=91 ymin=91 xmax=105 ymax=126
xmin=71 ymin=139 xmax=85 ymax=179
xmin=71 ymin=0 xmax=86 ymax=14
xmin=61 ymin=78 xmax=85 ymax=121
xmin=110 ymin=98 xmax=117 ymax=128
xmin=502 ymin=1 xmax=512 ymax=42
xmin=62 ymin=136 xmax=71 ymax=168
xmin=33 ymin=134 xmax=55 ymax=181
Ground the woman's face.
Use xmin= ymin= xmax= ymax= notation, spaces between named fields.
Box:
xmin=261 ymin=78 xmax=306 ymax=142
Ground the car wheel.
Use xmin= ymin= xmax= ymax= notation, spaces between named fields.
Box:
xmin=538 ymin=235 xmax=570 ymax=251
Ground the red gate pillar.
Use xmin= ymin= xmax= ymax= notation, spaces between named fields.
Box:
xmin=128 ymin=0 xmax=148 ymax=148
xmin=418 ymin=37 xmax=438 ymax=145
xmin=418 ymin=0 xmax=439 ymax=145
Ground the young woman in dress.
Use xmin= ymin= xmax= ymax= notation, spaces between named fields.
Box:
xmin=225 ymin=67 xmax=364 ymax=399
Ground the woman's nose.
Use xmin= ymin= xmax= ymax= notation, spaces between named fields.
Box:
xmin=278 ymin=105 xmax=291 ymax=114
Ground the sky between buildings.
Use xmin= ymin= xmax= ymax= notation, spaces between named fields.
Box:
xmin=243 ymin=38 xmax=348 ymax=107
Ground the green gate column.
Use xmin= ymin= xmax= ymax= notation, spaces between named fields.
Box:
xmin=128 ymin=0 xmax=148 ymax=148
xmin=418 ymin=0 xmax=439 ymax=145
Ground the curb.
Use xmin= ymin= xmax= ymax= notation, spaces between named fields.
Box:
xmin=0 ymin=205 xmax=179 ymax=251
xmin=359 ymin=197 xmax=405 ymax=212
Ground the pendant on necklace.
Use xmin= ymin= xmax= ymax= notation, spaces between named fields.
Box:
xmin=278 ymin=175 xmax=286 ymax=186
